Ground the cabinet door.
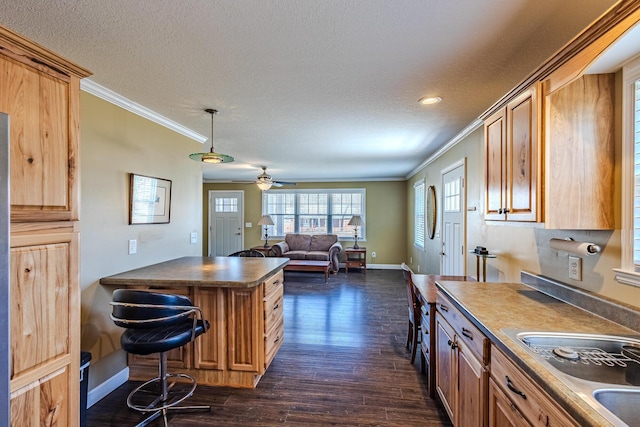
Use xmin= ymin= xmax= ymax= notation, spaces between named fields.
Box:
xmin=10 ymin=231 xmax=79 ymax=427
xmin=489 ymin=378 xmax=532 ymax=427
xmin=227 ymin=287 xmax=262 ymax=372
xmin=435 ymin=313 xmax=456 ymax=423
xmin=458 ymin=339 xmax=488 ymax=427
xmin=0 ymin=54 xmax=80 ymax=222
xmin=194 ymin=287 xmax=225 ymax=370
xmin=506 ymin=86 xmax=539 ymax=221
xmin=484 ymin=108 xmax=507 ymax=220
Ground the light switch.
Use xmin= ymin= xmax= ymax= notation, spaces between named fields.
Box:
xmin=190 ymin=232 xmax=197 ymax=244
xmin=245 ymin=222 xmax=252 ymax=227
xmin=128 ymin=239 xmax=137 ymax=255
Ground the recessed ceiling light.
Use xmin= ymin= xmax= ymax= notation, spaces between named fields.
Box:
xmin=419 ymin=96 xmax=442 ymax=105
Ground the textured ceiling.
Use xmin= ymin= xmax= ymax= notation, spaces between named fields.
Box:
xmin=0 ymin=0 xmax=618 ymax=182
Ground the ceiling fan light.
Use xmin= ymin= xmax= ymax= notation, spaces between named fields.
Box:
xmin=257 ymin=181 xmax=273 ymax=191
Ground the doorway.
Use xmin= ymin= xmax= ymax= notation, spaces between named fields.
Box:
xmin=208 ymin=191 xmax=244 ymax=257
xmin=441 ymin=160 xmax=466 ymax=275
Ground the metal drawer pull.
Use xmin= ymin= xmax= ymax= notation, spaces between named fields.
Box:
xmin=273 ymin=279 xmax=280 ymax=285
xmin=461 ymin=327 xmax=473 ymax=340
xmin=273 ymin=336 xmax=280 ymax=344
xmin=439 ymin=304 xmax=448 ymax=312
xmin=505 ymin=376 xmax=527 ymax=400
xmin=447 ymin=339 xmax=458 ymax=350
xmin=273 ymin=303 xmax=279 ymax=310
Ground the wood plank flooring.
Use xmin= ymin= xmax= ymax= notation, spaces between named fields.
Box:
xmin=86 ymin=269 xmax=452 ymax=426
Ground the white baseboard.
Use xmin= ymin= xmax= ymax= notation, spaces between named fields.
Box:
xmin=338 ymin=263 xmax=401 ymax=270
xmin=87 ymin=367 xmax=129 ymax=408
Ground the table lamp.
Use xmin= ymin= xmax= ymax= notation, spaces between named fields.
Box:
xmin=257 ymin=215 xmax=274 ymax=247
xmin=348 ymin=215 xmax=364 ymax=249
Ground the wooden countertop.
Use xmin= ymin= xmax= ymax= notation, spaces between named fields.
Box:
xmin=99 ymin=256 xmax=289 ymax=288
xmin=435 ymin=280 xmax=639 ymax=427
xmin=412 ymin=274 xmax=475 ymax=304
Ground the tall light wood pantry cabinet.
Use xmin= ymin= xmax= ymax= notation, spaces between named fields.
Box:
xmin=0 ymin=25 xmax=91 ymax=425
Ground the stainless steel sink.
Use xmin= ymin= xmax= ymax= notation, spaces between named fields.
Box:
xmin=502 ymin=330 xmax=640 ymax=426
xmin=593 ymin=389 xmax=640 ymax=427
xmin=516 ymin=332 xmax=640 ymax=386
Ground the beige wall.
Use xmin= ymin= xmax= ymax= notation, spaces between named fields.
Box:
xmin=203 ymin=181 xmax=408 ymax=265
xmin=406 ymin=122 xmax=640 ymax=309
xmin=79 ymin=92 xmax=204 ymax=390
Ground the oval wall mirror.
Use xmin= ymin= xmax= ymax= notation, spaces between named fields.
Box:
xmin=426 ymin=185 xmax=437 ymax=239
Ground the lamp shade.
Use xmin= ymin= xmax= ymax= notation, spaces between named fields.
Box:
xmin=348 ymin=215 xmax=364 ymax=226
xmin=257 ymin=215 xmax=274 ymax=226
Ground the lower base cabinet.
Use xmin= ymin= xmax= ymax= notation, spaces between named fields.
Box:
xmin=490 ymin=345 xmax=578 ymax=427
xmin=489 ymin=378 xmax=532 ymax=427
xmin=435 ymin=291 xmax=489 ymax=426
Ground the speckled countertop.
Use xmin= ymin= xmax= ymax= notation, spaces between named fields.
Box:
xmin=100 ymin=256 xmax=289 ymax=288
xmin=435 ymin=280 xmax=639 ymax=427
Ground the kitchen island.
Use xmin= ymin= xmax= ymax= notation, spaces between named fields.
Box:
xmin=100 ymin=256 xmax=289 ymax=388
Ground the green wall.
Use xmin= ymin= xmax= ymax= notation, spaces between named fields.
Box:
xmin=203 ymin=181 xmax=408 ymax=266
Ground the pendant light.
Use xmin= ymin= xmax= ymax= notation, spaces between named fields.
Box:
xmin=189 ymin=108 xmax=234 ymax=163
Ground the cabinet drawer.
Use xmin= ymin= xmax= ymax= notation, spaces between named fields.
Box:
xmin=264 ymin=316 xmax=284 ymax=368
xmin=264 ymin=270 xmax=284 ymax=297
xmin=436 ymin=293 xmax=488 ymax=363
xmin=420 ymin=302 xmax=431 ymax=335
xmin=491 ymin=345 xmax=578 ymax=427
xmin=264 ymin=283 xmax=284 ymax=332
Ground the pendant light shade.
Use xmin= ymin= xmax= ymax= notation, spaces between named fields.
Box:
xmin=189 ymin=109 xmax=234 ymax=163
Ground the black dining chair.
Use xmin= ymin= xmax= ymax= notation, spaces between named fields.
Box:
xmin=228 ymin=249 xmax=266 ymax=257
xmin=401 ymin=263 xmax=421 ymax=364
xmin=110 ymin=289 xmax=210 ymax=427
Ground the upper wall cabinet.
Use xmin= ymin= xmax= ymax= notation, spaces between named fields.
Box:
xmin=484 ymin=84 xmax=541 ymax=222
xmin=544 ymin=74 xmax=615 ymax=230
xmin=0 ymin=27 xmax=91 ymax=222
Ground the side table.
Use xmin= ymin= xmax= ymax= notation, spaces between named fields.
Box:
xmin=251 ymin=246 xmax=274 ymax=257
xmin=345 ymin=247 xmax=366 ymax=273
xmin=470 ymin=251 xmax=496 ymax=282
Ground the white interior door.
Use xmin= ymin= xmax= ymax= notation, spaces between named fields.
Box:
xmin=441 ymin=161 xmax=466 ymax=275
xmin=208 ymin=191 xmax=244 ymax=256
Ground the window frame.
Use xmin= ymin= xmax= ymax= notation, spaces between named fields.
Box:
xmin=262 ymin=188 xmax=366 ymax=240
xmin=614 ymin=55 xmax=640 ymax=288
xmin=414 ymin=179 xmax=425 ymax=249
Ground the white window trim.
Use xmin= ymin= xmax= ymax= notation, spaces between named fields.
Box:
xmin=263 ymin=188 xmax=366 ymax=240
xmin=414 ymin=179 xmax=425 ymax=250
xmin=616 ymin=54 xmax=640 ymax=288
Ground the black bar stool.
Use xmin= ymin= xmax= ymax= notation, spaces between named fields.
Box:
xmin=111 ymin=289 xmax=210 ymax=426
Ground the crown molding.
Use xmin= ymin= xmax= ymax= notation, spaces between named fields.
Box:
xmin=80 ymin=79 xmax=207 ymax=143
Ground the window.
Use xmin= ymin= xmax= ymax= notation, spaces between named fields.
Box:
xmin=214 ymin=197 xmax=238 ymax=212
xmin=263 ymin=189 xmax=365 ymax=239
xmin=414 ymin=180 xmax=425 ymax=249
xmin=615 ymin=56 xmax=640 ymax=287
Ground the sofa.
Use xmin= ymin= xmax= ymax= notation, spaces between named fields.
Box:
xmin=272 ymin=234 xmax=342 ymax=273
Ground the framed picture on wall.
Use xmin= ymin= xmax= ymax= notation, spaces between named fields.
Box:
xmin=129 ymin=173 xmax=172 ymax=224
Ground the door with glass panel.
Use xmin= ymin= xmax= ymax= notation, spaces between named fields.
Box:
xmin=441 ymin=161 xmax=466 ymax=275
xmin=209 ymin=191 xmax=244 ymax=256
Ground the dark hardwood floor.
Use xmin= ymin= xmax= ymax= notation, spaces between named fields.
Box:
xmin=87 ymin=269 xmax=452 ymax=426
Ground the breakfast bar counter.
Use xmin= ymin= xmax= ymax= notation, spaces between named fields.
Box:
xmin=100 ymin=256 xmax=289 ymax=388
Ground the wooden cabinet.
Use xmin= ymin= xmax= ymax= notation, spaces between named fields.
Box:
xmin=435 ymin=292 xmax=489 ymax=426
xmin=489 ymin=378 xmax=532 ymax=427
xmin=263 ymin=270 xmax=284 ymax=369
xmin=483 ymin=74 xmax=615 ymax=228
xmin=1 ymin=25 xmax=91 ymax=426
xmin=420 ymin=300 xmax=435 ymax=397
xmin=543 ymin=74 xmax=614 ymax=229
xmin=484 ymin=84 xmax=541 ymax=222
xmin=490 ymin=345 xmax=578 ymax=427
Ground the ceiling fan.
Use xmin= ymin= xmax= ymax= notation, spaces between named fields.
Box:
xmin=238 ymin=167 xmax=297 ymax=190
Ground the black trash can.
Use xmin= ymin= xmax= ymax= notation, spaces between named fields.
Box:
xmin=80 ymin=351 xmax=92 ymax=427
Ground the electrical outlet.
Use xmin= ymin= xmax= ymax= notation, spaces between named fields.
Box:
xmin=417 ymin=265 xmax=420 ymax=273
xmin=128 ymin=239 xmax=137 ymax=255
xmin=371 ymin=251 xmax=376 ymax=258
xmin=410 ymin=257 xmax=413 ymax=264
xmin=190 ymin=232 xmax=198 ymax=244
xmin=569 ymin=256 xmax=582 ymax=280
